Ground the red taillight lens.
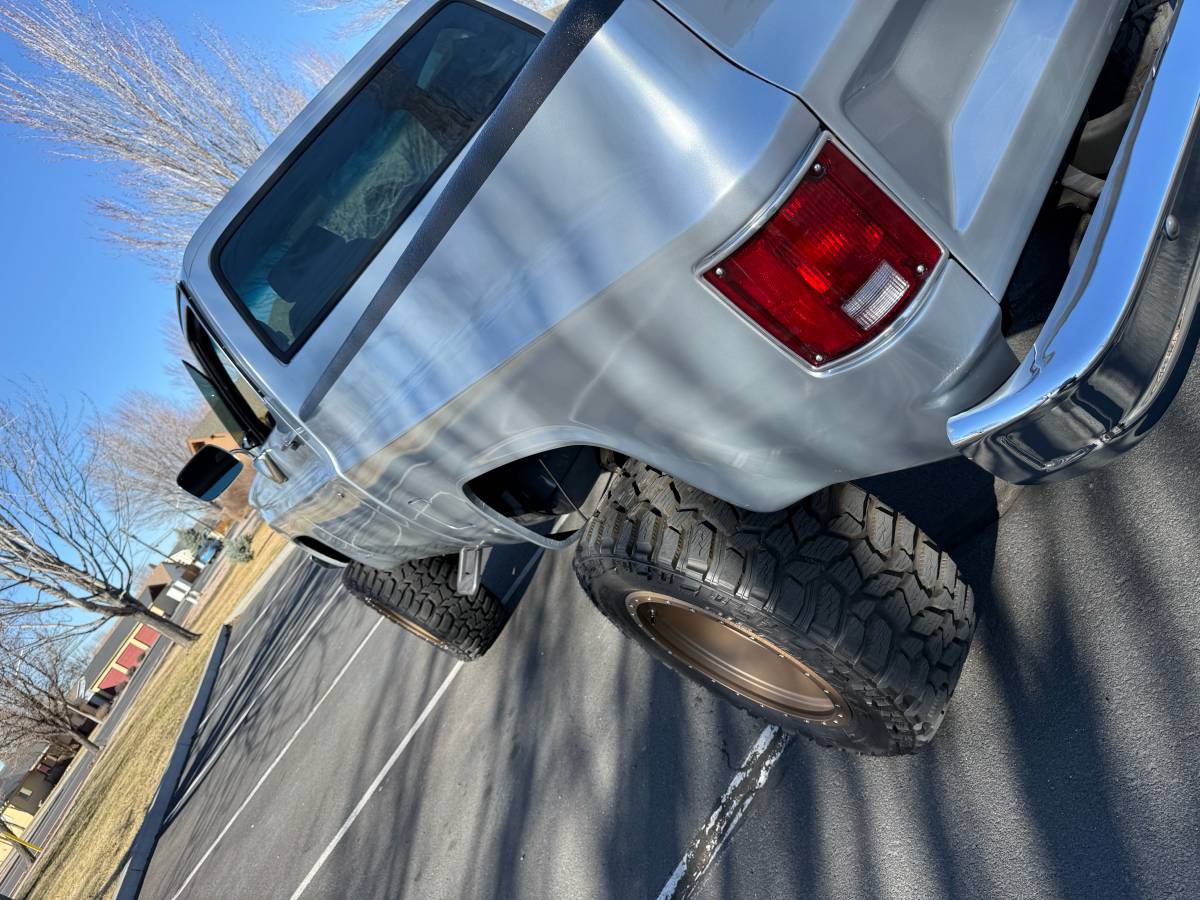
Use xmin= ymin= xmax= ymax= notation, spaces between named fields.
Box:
xmin=704 ymin=143 xmax=942 ymax=366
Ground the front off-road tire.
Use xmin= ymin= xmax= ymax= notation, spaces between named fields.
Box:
xmin=342 ymin=557 xmax=507 ymax=661
xmin=573 ymin=463 xmax=975 ymax=755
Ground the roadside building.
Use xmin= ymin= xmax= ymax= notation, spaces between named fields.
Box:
xmin=141 ymin=561 xmax=201 ymax=616
xmin=72 ymin=560 xmax=201 ymax=711
xmin=75 ymin=620 xmax=163 ymax=710
xmin=185 ymin=408 xmax=242 ymax=457
xmin=0 ymin=743 xmax=68 ymax=864
xmin=186 ymin=410 xmax=254 ymax=516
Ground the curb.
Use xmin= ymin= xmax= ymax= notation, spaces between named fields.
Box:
xmin=114 ymin=623 xmax=232 ymax=900
xmin=226 ymin=544 xmax=299 ymax=624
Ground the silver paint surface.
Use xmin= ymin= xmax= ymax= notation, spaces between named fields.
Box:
xmin=656 ymin=0 xmax=1128 ymax=297
xmin=182 ymin=0 xmax=1017 ymax=568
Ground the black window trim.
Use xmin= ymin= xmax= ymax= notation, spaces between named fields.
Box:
xmin=208 ymin=0 xmax=543 ymax=364
xmin=180 ymin=285 xmax=275 ymax=447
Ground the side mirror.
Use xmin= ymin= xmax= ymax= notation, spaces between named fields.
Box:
xmin=177 ymin=445 xmax=244 ymax=501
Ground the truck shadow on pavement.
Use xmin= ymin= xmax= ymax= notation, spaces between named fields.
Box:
xmin=151 ymin=391 xmax=1200 ymax=899
xmin=165 ymin=562 xmax=341 ymax=827
xmin=746 ymin=396 xmax=1200 ymax=899
xmin=83 ymin=568 xmax=338 ymax=900
xmin=291 ymin=540 xmax=766 ymax=900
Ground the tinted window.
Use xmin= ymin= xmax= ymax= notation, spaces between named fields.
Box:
xmin=184 ymin=361 xmax=248 ymax=449
xmin=217 ymin=3 xmax=539 ymax=359
xmin=185 ymin=311 xmax=274 ymax=446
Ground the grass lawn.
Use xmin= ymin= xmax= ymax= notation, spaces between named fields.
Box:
xmin=18 ymin=524 xmax=290 ymax=900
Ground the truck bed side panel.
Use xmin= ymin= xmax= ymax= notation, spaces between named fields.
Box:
xmin=656 ymin=0 xmax=1128 ymax=296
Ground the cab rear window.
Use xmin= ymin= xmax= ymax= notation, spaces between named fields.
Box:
xmin=216 ymin=2 xmax=539 ymax=360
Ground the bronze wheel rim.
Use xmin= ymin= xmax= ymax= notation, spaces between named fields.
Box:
xmin=626 ymin=592 xmax=846 ymax=723
xmin=370 ymin=601 xmax=442 ymax=646
xmin=397 ymin=617 xmax=440 ymax=644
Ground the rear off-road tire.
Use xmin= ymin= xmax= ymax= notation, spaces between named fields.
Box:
xmin=342 ymin=556 xmax=507 ymax=661
xmin=572 ymin=462 xmax=976 ymax=755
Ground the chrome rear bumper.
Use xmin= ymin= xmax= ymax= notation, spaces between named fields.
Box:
xmin=948 ymin=1 xmax=1200 ymax=483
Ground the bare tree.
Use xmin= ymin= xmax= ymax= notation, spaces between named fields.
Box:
xmin=0 ymin=0 xmax=318 ymax=276
xmin=0 ymin=389 xmax=199 ymax=646
xmin=305 ymin=0 xmax=562 ymax=36
xmin=0 ymin=628 xmax=102 ymax=756
xmin=293 ymin=47 xmax=345 ymax=90
xmin=88 ymin=390 xmax=219 ymax=530
xmin=159 ymin=314 xmax=201 ymax=394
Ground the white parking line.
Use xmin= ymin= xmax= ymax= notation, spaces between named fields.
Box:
xmin=657 ymin=725 xmax=790 ymax=900
xmin=165 ymin=592 xmax=340 ymax=820
xmin=165 ymin=617 xmax=387 ymax=900
xmin=288 ymin=550 xmax=544 ymax=898
xmin=288 ymin=660 xmax=465 ymax=899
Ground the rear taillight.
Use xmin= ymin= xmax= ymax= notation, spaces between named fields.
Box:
xmin=704 ymin=143 xmax=942 ymax=366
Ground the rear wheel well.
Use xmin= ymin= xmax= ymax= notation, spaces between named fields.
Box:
xmin=466 ymin=446 xmax=625 ymax=528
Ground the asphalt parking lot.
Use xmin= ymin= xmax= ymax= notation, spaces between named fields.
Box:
xmin=138 ymin=357 xmax=1200 ymax=900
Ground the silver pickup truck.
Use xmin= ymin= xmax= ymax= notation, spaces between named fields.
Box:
xmin=175 ymin=0 xmax=1198 ymax=755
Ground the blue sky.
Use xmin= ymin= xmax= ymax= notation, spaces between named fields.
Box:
xmin=0 ymin=0 xmax=363 ymax=411
xmin=0 ymin=0 xmax=366 ymax=573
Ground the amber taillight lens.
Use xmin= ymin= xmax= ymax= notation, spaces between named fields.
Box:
xmin=704 ymin=143 xmax=942 ymax=366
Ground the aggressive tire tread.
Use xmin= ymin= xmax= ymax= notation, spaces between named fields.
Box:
xmin=573 ymin=462 xmax=976 ymax=755
xmin=342 ymin=556 xmax=507 ymax=661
